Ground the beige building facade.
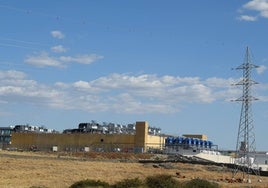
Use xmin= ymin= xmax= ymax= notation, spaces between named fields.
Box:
xmin=10 ymin=121 xmax=166 ymax=152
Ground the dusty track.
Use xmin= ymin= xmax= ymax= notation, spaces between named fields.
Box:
xmin=1 ymin=150 xmax=268 ymax=188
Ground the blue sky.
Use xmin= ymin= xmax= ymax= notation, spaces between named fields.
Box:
xmin=0 ymin=0 xmax=268 ymax=150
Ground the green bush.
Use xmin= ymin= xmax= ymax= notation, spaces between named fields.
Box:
xmin=183 ymin=178 xmax=219 ymax=188
xmin=112 ymin=178 xmax=144 ymax=188
xmin=69 ymin=179 xmax=110 ymax=188
xmin=145 ymin=174 xmax=181 ymax=188
xmin=70 ymin=176 xmax=221 ymax=188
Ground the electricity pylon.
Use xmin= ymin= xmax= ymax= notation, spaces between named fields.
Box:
xmin=232 ymin=47 xmax=260 ymax=181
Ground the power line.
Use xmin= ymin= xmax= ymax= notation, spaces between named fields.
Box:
xmin=232 ymin=46 xmax=260 ymax=183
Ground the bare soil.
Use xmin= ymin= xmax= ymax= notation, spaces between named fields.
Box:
xmin=0 ymin=150 xmax=268 ymax=188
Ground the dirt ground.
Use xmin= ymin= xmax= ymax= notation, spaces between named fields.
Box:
xmin=0 ymin=150 xmax=268 ymax=188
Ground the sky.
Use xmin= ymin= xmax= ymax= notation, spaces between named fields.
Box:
xmin=0 ymin=0 xmax=268 ymax=151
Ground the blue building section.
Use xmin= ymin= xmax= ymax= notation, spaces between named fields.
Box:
xmin=165 ymin=136 xmax=213 ymax=149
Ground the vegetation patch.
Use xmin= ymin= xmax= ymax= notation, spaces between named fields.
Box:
xmin=70 ymin=176 xmax=222 ymax=188
xmin=145 ymin=174 xmax=182 ymax=188
xmin=112 ymin=178 xmax=144 ymax=188
xmin=182 ymin=178 xmax=220 ymax=188
xmin=69 ymin=179 xmax=110 ymax=188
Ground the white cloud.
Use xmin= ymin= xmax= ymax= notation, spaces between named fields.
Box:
xmin=0 ymin=71 xmax=266 ymax=114
xmin=60 ymin=54 xmax=103 ymax=64
xmin=25 ymin=52 xmax=64 ymax=68
xmin=90 ymin=74 xmax=209 ymax=105
xmin=25 ymin=52 xmax=103 ymax=68
xmin=73 ymin=81 xmax=91 ymax=89
xmin=51 ymin=45 xmax=67 ymax=53
xmin=243 ymin=0 xmax=268 ymax=12
xmin=0 ymin=70 xmax=67 ymax=108
xmin=72 ymin=80 xmax=102 ymax=93
xmin=51 ymin=30 xmax=65 ymax=39
xmin=256 ymin=65 xmax=267 ymax=74
xmin=0 ymin=70 xmax=26 ymax=79
xmin=205 ymin=77 xmax=237 ymax=88
xmin=237 ymin=15 xmax=258 ymax=21
xmin=261 ymin=10 xmax=268 ymax=17
xmin=239 ymin=0 xmax=268 ymax=19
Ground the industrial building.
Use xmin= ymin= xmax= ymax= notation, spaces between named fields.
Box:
xmin=4 ymin=121 xmax=166 ymax=152
xmin=1 ymin=121 xmax=209 ymax=154
xmin=3 ymin=120 xmax=268 ymax=175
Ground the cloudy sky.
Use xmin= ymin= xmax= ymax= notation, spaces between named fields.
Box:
xmin=0 ymin=0 xmax=268 ymax=150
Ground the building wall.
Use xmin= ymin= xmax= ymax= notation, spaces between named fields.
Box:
xmin=256 ymin=154 xmax=268 ymax=171
xmin=11 ymin=133 xmax=135 ymax=151
xmin=10 ymin=121 xmax=164 ymax=152
xmin=134 ymin=121 xmax=148 ymax=150
xmin=147 ymin=135 xmax=166 ymax=150
xmin=196 ymin=152 xmax=234 ymax=164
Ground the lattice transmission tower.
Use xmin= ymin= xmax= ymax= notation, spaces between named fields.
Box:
xmin=232 ymin=47 xmax=260 ymax=181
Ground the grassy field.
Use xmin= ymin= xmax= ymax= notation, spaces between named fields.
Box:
xmin=0 ymin=150 xmax=268 ymax=188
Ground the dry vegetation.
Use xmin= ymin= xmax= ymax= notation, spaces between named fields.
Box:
xmin=1 ymin=150 xmax=268 ymax=188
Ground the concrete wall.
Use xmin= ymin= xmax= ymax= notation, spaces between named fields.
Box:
xmin=11 ymin=132 xmax=135 ymax=152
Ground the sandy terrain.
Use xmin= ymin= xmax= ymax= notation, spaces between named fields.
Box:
xmin=0 ymin=150 xmax=268 ymax=188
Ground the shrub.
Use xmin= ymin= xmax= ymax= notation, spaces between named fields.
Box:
xmin=145 ymin=174 xmax=181 ymax=188
xmin=69 ymin=179 xmax=110 ymax=188
xmin=183 ymin=178 xmax=219 ymax=188
xmin=112 ymin=178 xmax=144 ymax=188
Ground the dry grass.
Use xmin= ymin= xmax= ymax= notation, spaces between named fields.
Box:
xmin=1 ymin=150 xmax=268 ymax=188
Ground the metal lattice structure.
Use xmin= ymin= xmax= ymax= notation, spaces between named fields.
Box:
xmin=232 ymin=47 xmax=260 ymax=180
